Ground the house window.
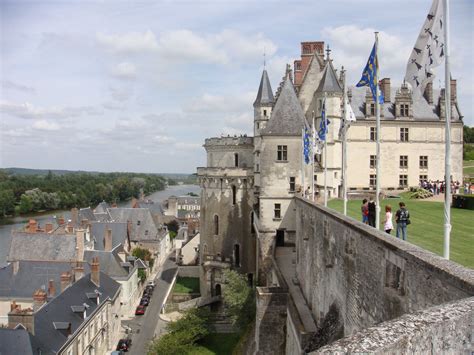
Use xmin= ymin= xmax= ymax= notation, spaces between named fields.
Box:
xmin=400 ymin=104 xmax=409 ymax=116
xmin=370 ymin=127 xmax=377 ymax=141
xmin=419 ymin=156 xmax=428 ymax=169
xmin=263 ymin=109 xmax=267 ymax=117
xmin=274 ymin=204 xmax=281 ymax=219
xmin=289 ymin=177 xmax=295 ymax=192
xmin=234 ymin=153 xmax=239 ymax=167
xmin=400 ymin=128 xmax=409 ymax=142
xmin=370 ymin=155 xmax=376 ymax=169
xmin=277 ymin=145 xmax=288 ymax=161
xmin=232 ymin=185 xmax=237 ymax=205
xmin=369 ymin=174 xmax=377 ymax=188
xmin=399 ymin=175 xmax=408 ymax=187
xmin=399 ymin=155 xmax=408 ymax=168
xmin=419 ymin=175 xmax=428 ymax=183
xmin=369 ymin=103 xmax=375 ymax=116
xmin=213 ymin=215 xmax=219 ymax=235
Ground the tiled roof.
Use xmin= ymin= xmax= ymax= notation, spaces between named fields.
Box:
xmin=8 ymin=233 xmax=77 ymax=262
xmin=89 ymin=222 xmax=127 ymax=251
xmin=94 ymin=201 xmax=110 ymax=214
xmin=316 ymin=61 xmax=342 ymax=93
xmin=83 ymin=250 xmax=128 ymax=278
xmin=107 ymin=208 xmax=158 ymax=241
xmin=0 ymin=328 xmax=33 ymax=355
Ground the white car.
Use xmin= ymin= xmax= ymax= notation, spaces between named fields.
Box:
xmin=147 ymin=281 xmax=156 ymax=288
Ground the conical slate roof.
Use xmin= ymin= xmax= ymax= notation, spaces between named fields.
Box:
xmin=316 ymin=62 xmax=342 ymax=93
xmin=261 ymin=74 xmax=305 ymax=136
xmin=253 ymin=69 xmax=274 ymax=106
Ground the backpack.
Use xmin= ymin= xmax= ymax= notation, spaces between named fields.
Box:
xmin=399 ymin=209 xmax=410 ymax=224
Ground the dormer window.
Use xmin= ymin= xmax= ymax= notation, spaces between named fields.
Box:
xmin=370 ymin=103 xmax=375 ymax=116
xmin=400 ymin=104 xmax=409 ymax=116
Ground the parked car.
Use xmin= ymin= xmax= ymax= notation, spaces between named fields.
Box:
xmin=116 ymin=338 xmax=132 ymax=352
xmin=147 ymin=281 xmax=156 ymax=288
xmin=135 ymin=305 xmax=145 ymax=315
xmin=145 ymin=285 xmax=154 ymax=292
xmin=143 ymin=288 xmax=152 ymax=297
xmin=140 ymin=298 xmax=149 ymax=306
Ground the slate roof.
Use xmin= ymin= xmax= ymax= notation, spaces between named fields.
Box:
xmin=177 ymin=196 xmax=200 ymax=206
xmin=30 ymin=272 xmax=120 ymax=354
xmin=83 ymin=250 xmax=128 ymax=278
xmin=0 ymin=328 xmax=33 ymax=355
xmin=349 ymin=86 xmax=462 ymax=121
xmin=8 ymin=233 xmax=77 ymax=262
xmin=94 ymin=201 xmax=110 ymax=214
xmin=0 ymin=260 xmax=80 ymax=299
xmin=253 ymin=69 xmax=274 ymax=106
xmin=107 ymin=208 xmax=158 ymax=241
xmin=136 ymin=200 xmax=164 ymax=214
xmin=90 ymin=222 xmax=128 ymax=251
xmin=261 ymin=75 xmax=305 ymax=136
xmin=78 ymin=207 xmax=97 ymax=223
xmin=316 ymin=62 xmax=342 ymax=93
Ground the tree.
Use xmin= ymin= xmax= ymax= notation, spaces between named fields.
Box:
xmin=132 ymin=247 xmax=155 ymax=269
xmin=222 ymin=269 xmax=255 ymax=328
xmin=166 ymin=219 xmax=180 ymax=234
xmin=138 ymin=269 xmax=147 ymax=283
xmin=0 ymin=189 xmax=15 ymax=216
xmin=19 ymin=194 xmax=33 ymax=214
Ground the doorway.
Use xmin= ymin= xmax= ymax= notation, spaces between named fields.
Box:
xmin=276 ymin=229 xmax=285 ymax=247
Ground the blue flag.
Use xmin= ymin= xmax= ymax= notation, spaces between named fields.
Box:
xmin=303 ymin=118 xmax=311 ymax=164
xmin=356 ymin=42 xmax=384 ymax=104
xmin=318 ymin=98 xmax=330 ymax=141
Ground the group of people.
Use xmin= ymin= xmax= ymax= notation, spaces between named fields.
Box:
xmin=420 ymin=179 xmax=468 ymax=195
xmin=361 ymin=198 xmax=410 ymax=240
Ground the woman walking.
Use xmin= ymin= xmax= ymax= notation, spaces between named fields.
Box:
xmin=384 ymin=205 xmax=393 ymax=234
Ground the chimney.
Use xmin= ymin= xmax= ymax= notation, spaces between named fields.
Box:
xmin=76 ymin=229 xmax=85 ymax=261
xmin=58 ymin=217 xmax=65 ymax=226
xmin=131 ymin=197 xmax=138 ymax=208
xmin=90 ymin=257 xmax=100 ymax=287
xmin=8 ymin=305 xmax=35 ymax=335
xmin=28 ymin=219 xmax=37 ymax=233
xmin=73 ymin=262 xmax=84 ymax=281
xmin=104 ymin=228 xmax=113 ymax=251
xmin=47 ymin=280 xmax=55 ymax=298
xmin=33 ymin=289 xmax=47 ymax=311
xmin=81 ymin=219 xmax=89 ymax=228
xmin=111 ymin=202 xmax=117 ymax=208
xmin=424 ymin=82 xmax=434 ymax=104
xmin=67 ymin=223 xmax=74 ymax=234
xmin=450 ymin=79 xmax=457 ymax=102
xmin=45 ymin=223 xmax=53 ymax=233
xmin=13 ymin=261 xmax=19 ymax=275
xmin=380 ymin=78 xmax=391 ymax=103
xmin=60 ymin=271 xmax=72 ymax=292
xmin=71 ymin=208 xmax=79 ymax=226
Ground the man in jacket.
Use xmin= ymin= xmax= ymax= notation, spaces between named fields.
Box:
xmin=395 ymin=202 xmax=410 ymax=240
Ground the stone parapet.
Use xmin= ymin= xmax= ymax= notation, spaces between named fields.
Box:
xmin=204 ymin=136 xmax=253 ymax=148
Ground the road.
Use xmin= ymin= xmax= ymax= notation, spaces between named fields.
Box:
xmin=125 ymin=255 xmax=177 ymax=355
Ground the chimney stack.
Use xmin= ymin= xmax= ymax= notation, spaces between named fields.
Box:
xmin=47 ymin=280 xmax=55 ymax=298
xmin=71 ymin=208 xmax=79 ymax=226
xmin=58 ymin=217 xmax=65 ymax=226
xmin=60 ymin=271 xmax=72 ymax=292
xmin=73 ymin=262 xmax=84 ymax=281
xmin=105 ymin=228 xmax=113 ymax=251
xmin=33 ymin=289 xmax=47 ymax=311
xmin=111 ymin=202 xmax=117 ymax=208
xmin=28 ymin=220 xmax=38 ymax=233
xmin=450 ymin=79 xmax=457 ymax=102
xmin=76 ymin=229 xmax=85 ymax=261
xmin=67 ymin=223 xmax=74 ymax=234
xmin=45 ymin=223 xmax=53 ymax=233
xmin=380 ymin=78 xmax=391 ymax=103
xmin=81 ymin=219 xmax=89 ymax=228
xmin=90 ymin=257 xmax=100 ymax=287
xmin=424 ymin=82 xmax=434 ymax=104
xmin=8 ymin=304 xmax=35 ymax=335
xmin=131 ymin=197 xmax=138 ymax=208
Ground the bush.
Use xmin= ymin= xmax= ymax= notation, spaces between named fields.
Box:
xmin=222 ymin=269 xmax=255 ymax=328
xmin=409 ymin=187 xmax=433 ymax=199
xmin=138 ymin=269 xmax=146 ymax=283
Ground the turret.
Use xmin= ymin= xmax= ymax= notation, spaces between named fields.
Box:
xmin=253 ymin=69 xmax=274 ymax=137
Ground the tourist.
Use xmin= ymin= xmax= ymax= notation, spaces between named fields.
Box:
xmin=361 ymin=199 xmax=369 ymax=224
xmin=384 ymin=205 xmax=393 ymax=234
xmin=368 ymin=197 xmax=376 ymax=227
xmin=395 ymin=202 xmax=410 ymax=241
xmin=305 ymin=186 xmax=311 ymax=199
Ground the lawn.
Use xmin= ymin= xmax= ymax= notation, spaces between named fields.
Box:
xmin=190 ymin=333 xmax=241 ymax=355
xmin=173 ymin=277 xmax=200 ymax=294
xmin=328 ymin=194 xmax=474 ymax=269
xmin=464 ymin=160 xmax=474 ymax=177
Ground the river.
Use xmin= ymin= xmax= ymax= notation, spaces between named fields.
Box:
xmin=0 ymin=184 xmax=200 ymax=266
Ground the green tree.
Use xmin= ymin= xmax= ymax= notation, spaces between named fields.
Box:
xmin=19 ymin=194 xmax=33 ymax=214
xmin=464 ymin=125 xmax=474 ymax=143
xmin=222 ymin=269 xmax=255 ymax=328
xmin=138 ymin=269 xmax=147 ymax=283
xmin=132 ymin=247 xmax=155 ymax=269
xmin=0 ymin=189 xmax=15 ymax=216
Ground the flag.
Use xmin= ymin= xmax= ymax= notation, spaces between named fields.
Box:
xmin=404 ymin=0 xmax=444 ymax=97
xmin=356 ymin=42 xmax=384 ymax=104
xmin=318 ymin=98 xmax=330 ymax=141
xmin=303 ymin=118 xmax=312 ymax=164
xmin=339 ymin=95 xmax=357 ymax=139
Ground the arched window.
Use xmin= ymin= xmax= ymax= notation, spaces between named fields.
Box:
xmin=232 ymin=185 xmax=237 ymax=205
xmin=213 ymin=215 xmax=219 ymax=235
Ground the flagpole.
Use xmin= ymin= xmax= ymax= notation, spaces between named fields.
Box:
xmin=443 ymin=0 xmax=451 ymax=259
xmin=301 ymin=128 xmax=305 ymax=198
xmin=375 ymin=32 xmax=381 ymax=230
xmin=324 ymin=93 xmax=328 ymax=207
xmin=342 ymin=68 xmax=348 ymax=216
xmin=312 ymin=113 xmax=316 ymax=201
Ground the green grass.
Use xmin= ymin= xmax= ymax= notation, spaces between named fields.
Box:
xmin=190 ymin=333 xmax=241 ymax=355
xmin=173 ymin=277 xmax=200 ymax=294
xmin=464 ymin=160 xmax=474 ymax=177
xmin=328 ymin=194 xmax=474 ymax=269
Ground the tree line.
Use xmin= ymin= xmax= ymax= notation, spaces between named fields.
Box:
xmin=0 ymin=170 xmax=168 ymax=217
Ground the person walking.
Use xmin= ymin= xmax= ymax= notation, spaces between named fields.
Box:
xmin=361 ymin=199 xmax=369 ymax=224
xmin=367 ymin=197 xmax=376 ymax=227
xmin=395 ymin=202 xmax=410 ymax=241
xmin=384 ymin=205 xmax=393 ymax=234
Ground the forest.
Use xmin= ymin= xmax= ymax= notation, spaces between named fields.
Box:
xmin=0 ymin=170 xmax=169 ymax=217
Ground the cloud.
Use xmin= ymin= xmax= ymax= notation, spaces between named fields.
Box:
xmin=0 ymin=101 xmax=103 ymax=120
xmin=32 ymin=120 xmax=60 ymax=131
xmin=112 ymin=62 xmax=137 ymax=79
xmin=185 ymin=92 xmax=254 ymax=114
xmin=96 ymin=30 xmax=158 ymax=53
xmin=109 ymin=86 xmax=133 ymax=102
xmin=1 ymin=80 xmax=35 ymax=94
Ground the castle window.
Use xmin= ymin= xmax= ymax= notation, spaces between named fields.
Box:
xmin=137 ymin=220 xmax=141 ymax=226
xmin=370 ymin=127 xmax=377 ymax=141
xmin=234 ymin=244 xmax=240 ymax=267
xmin=256 ymin=163 xmax=259 ymax=172
xmin=234 ymin=153 xmax=239 ymax=167
xmin=400 ymin=128 xmax=409 ymax=142
xmin=369 ymin=174 xmax=376 ymax=188
xmin=399 ymin=155 xmax=408 ymax=168
xmin=370 ymin=155 xmax=376 ymax=169
xmin=274 ymin=203 xmax=281 ymax=219
xmin=232 ymin=185 xmax=237 ymax=205
xmin=400 ymin=104 xmax=409 ymax=116
xmin=399 ymin=175 xmax=408 ymax=187
xmin=419 ymin=175 xmax=428 ymax=183
xmin=289 ymin=177 xmax=295 ymax=192
xmin=263 ymin=109 xmax=267 ymax=117
xmin=369 ymin=103 xmax=375 ymax=116
xmin=256 ymin=122 xmax=260 ymax=129
xmin=419 ymin=156 xmax=428 ymax=169
xmin=277 ymin=145 xmax=288 ymax=161
xmin=213 ymin=215 xmax=219 ymax=235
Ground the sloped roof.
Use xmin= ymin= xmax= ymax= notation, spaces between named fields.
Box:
xmin=8 ymin=233 xmax=77 ymax=262
xmin=83 ymin=250 xmax=128 ymax=278
xmin=78 ymin=208 xmax=96 ymax=223
xmin=94 ymin=201 xmax=110 ymax=214
xmin=316 ymin=62 xmax=342 ymax=93
xmin=261 ymin=75 xmax=305 ymax=136
xmin=253 ymin=69 xmax=274 ymax=106
xmin=90 ymin=222 xmax=127 ymax=251
xmin=136 ymin=200 xmax=164 ymax=214
xmin=0 ymin=329 xmax=33 ymax=355
xmin=107 ymin=208 xmax=158 ymax=241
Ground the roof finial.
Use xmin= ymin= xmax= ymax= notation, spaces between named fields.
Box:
xmin=263 ymin=46 xmax=266 ymax=69
xmin=326 ymin=44 xmax=331 ymax=61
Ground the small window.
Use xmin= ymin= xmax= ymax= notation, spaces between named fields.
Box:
xmin=234 ymin=153 xmax=239 ymax=167
xmin=256 ymin=122 xmax=260 ymax=129
xmin=399 ymin=175 xmax=408 ymax=187
xmin=289 ymin=177 xmax=295 ymax=192
xmin=370 ymin=155 xmax=376 ymax=169
xmin=369 ymin=103 xmax=375 ymax=116
xmin=419 ymin=156 xmax=428 ymax=169
xmin=256 ymin=163 xmax=259 ymax=172
xmin=369 ymin=174 xmax=377 ymax=188
xmin=400 ymin=104 xmax=409 ymax=117
xmin=334 ymin=172 xmax=338 ymax=179
xmin=234 ymin=244 xmax=240 ymax=267
xmin=399 ymin=155 xmax=408 ymax=168
xmin=137 ymin=220 xmax=141 ymax=226
xmin=370 ymin=127 xmax=377 ymax=142
xmin=214 ymin=215 xmax=219 ymax=235
xmin=232 ymin=185 xmax=237 ymax=205
xmin=400 ymin=128 xmax=409 ymax=142
xmin=263 ymin=109 xmax=267 ymax=117
xmin=274 ymin=204 xmax=281 ymax=219
xmin=277 ymin=145 xmax=288 ymax=161
xmin=145 ymin=230 xmax=148 ymax=236
xmin=419 ymin=175 xmax=428 ymax=183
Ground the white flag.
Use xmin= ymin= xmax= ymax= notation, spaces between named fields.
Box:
xmin=404 ymin=0 xmax=444 ymax=97
xmin=344 ymin=97 xmax=356 ymax=122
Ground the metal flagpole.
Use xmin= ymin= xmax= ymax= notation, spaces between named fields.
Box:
xmin=443 ymin=0 xmax=451 ymax=259
xmin=342 ymin=68 xmax=348 ymax=215
xmin=324 ymin=93 xmax=328 ymax=207
xmin=375 ymin=32 xmax=381 ymax=230
xmin=301 ymin=128 xmax=305 ymax=198
xmin=312 ymin=113 xmax=316 ymax=201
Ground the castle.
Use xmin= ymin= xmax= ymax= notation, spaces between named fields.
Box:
xmin=197 ymin=41 xmax=472 ymax=353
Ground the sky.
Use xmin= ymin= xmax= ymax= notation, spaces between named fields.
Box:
xmin=1 ymin=0 xmax=472 ymax=174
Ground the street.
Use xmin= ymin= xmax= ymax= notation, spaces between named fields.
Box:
xmin=124 ymin=255 xmax=177 ymax=355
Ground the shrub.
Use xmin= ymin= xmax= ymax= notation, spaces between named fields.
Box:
xmin=409 ymin=187 xmax=433 ymax=199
